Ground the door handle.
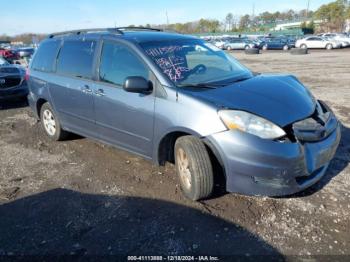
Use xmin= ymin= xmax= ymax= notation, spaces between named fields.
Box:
xmin=95 ymin=88 xmax=105 ymax=97
xmin=81 ymin=85 xmax=92 ymax=94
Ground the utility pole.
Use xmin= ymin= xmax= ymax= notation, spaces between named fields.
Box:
xmin=166 ymin=10 xmax=169 ymax=28
xmin=306 ymin=0 xmax=310 ymax=19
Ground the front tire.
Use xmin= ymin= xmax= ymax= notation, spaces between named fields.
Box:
xmin=40 ymin=102 xmax=68 ymax=141
xmin=326 ymin=44 xmax=333 ymax=50
xmin=283 ymin=45 xmax=289 ymax=51
xmin=300 ymin=44 xmax=307 ymax=49
xmin=175 ymin=136 xmax=214 ymax=201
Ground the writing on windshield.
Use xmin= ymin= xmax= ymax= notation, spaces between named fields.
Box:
xmin=145 ymin=46 xmax=190 ymax=82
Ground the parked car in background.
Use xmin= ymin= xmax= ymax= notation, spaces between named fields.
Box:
xmin=296 ymin=36 xmax=341 ymax=50
xmin=318 ymin=33 xmax=350 ymax=47
xmin=15 ymin=47 xmax=35 ymax=58
xmin=262 ymin=38 xmax=291 ymax=50
xmin=213 ymin=39 xmax=226 ymax=49
xmin=252 ymin=38 xmax=266 ymax=49
xmin=0 ymin=56 xmax=28 ymax=100
xmin=0 ymin=48 xmax=20 ymax=63
xmin=27 ymin=27 xmax=340 ymax=201
xmin=224 ymin=38 xmax=257 ymax=50
xmin=285 ymin=37 xmax=297 ymax=47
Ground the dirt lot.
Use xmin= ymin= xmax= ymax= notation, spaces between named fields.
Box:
xmin=0 ymin=49 xmax=349 ymax=259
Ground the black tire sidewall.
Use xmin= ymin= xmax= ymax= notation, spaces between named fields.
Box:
xmin=175 ymin=136 xmax=214 ymax=200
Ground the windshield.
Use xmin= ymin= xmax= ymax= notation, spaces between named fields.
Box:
xmin=141 ymin=39 xmax=252 ymax=86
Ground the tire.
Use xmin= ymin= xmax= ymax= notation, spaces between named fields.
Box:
xmin=226 ymin=46 xmax=232 ymax=51
xmin=290 ymin=48 xmax=308 ymax=55
xmin=245 ymin=48 xmax=260 ymax=55
xmin=40 ymin=102 xmax=69 ymax=141
xmin=262 ymin=45 xmax=268 ymax=51
xmin=326 ymin=44 xmax=333 ymax=50
xmin=175 ymin=136 xmax=214 ymax=201
xmin=283 ymin=45 xmax=289 ymax=51
xmin=300 ymin=44 xmax=307 ymax=49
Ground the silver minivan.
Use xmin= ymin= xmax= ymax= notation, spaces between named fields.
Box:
xmin=27 ymin=28 xmax=341 ymax=200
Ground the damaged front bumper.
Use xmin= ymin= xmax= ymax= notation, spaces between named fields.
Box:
xmin=205 ymin=113 xmax=341 ymax=196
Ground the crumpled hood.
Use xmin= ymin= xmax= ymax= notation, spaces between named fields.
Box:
xmin=186 ymin=74 xmax=316 ymax=127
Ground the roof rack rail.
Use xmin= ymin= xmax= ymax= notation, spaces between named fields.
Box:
xmin=116 ymin=26 xmax=163 ymax=32
xmin=48 ymin=28 xmax=124 ymax=38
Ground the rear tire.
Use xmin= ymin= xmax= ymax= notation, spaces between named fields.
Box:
xmin=326 ymin=44 xmax=333 ymax=50
xmin=175 ymin=136 xmax=214 ymax=201
xmin=300 ymin=44 xmax=307 ymax=49
xmin=262 ymin=45 xmax=268 ymax=51
xmin=40 ymin=102 xmax=69 ymax=141
xmin=283 ymin=45 xmax=289 ymax=51
xmin=226 ymin=46 xmax=232 ymax=51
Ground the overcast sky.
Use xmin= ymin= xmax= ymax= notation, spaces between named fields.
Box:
xmin=1 ymin=0 xmax=333 ymax=36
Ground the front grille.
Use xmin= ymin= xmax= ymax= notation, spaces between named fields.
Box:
xmin=0 ymin=67 xmax=20 ymax=74
xmin=291 ymin=101 xmax=337 ymax=142
xmin=0 ymin=76 xmax=22 ymax=89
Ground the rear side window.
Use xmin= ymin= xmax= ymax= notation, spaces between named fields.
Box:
xmin=31 ymin=40 xmax=60 ymax=72
xmin=56 ymin=40 xmax=96 ymax=79
xmin=99 ymin=42 xmax=148 ymax=87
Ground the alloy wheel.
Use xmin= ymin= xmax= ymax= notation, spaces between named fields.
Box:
xmin=42 ymin=109 xmax=56 ymax=136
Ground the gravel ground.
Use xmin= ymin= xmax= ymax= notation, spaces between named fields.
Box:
xmin=0 ymin=49 xmax=349 ymax=259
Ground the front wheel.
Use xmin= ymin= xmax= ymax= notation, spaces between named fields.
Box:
xmin=326 ymin=44 xmax=333 ymax=50
xmin=175 ymin=136 xmax=214 ymax=201
xmin=226 ymin=46 xmax=232 ymax=51
xmin=300 ymin=44 xmax=307 ymax=49
xmin=262 ymin=45 xmax=268 ymax=51
xmin=283 ymin=45 xmax=289 ymax=51
xmin=40 ymin=102 xmax=69 ymax=141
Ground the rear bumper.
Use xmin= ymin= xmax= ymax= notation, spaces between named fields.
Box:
xmin=205 ymin=121 xmax=341 ymax=196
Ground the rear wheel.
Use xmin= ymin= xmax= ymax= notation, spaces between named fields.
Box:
xmin=226 ymin=46 xmax=232 ymax=51
xmin=300 ymin=44 xmax=307 ymax=49
xmin=40 ymin=102 xmax=69 ymax=141
xmin=283 ymin=45 xmax=289 ymax=51
xmin=175 ymin=136 xmax=214 ymax=201
xmin=262 ymin=45 xmax=268 ymax=51
xmin=244 ymin=45 xmax=250 ymax=50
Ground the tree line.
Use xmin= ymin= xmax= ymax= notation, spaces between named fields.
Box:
xmin=165 ymin=0 xmax=350 ymax=33
xmin=1 ymin=0 xmax=350 ymax=44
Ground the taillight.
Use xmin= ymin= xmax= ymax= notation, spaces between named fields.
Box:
xmin=25 ymin=68 xmax=30 ymax=81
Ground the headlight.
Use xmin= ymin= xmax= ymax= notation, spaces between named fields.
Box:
xmin=218 ymin=110 xmax=286 ymax=139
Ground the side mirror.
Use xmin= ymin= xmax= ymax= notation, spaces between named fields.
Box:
xmin=123 ymin=76 xmax=153 ymax=94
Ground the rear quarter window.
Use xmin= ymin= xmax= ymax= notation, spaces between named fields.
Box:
xmin=31 ymin=40 xmax=61 ymax=72
xmin=56 ymin=40 xmax=96 ymax=79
